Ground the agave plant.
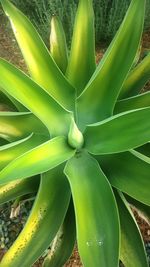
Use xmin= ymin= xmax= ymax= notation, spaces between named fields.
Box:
xmin=0 ymin=0 xmax=150 ymax=266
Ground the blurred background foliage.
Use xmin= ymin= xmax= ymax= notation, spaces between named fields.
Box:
xmin=12 ymin=0 xmax=150 ymax=47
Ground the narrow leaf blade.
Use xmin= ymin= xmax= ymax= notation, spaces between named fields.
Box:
xmin=85 ymin=107 xmax=150 ymax=155
xmin=50 ymin=16 xmax=68 ymax=74
xmin=0 ymin=167 xmax=71 ymax=267
xmin=115 ymin=192 xmax=148 ymax=267
xmin=0 ymin=59 xmax=72 ymax=136
xmin=97 ymin=151 xmax=150 ymax=205
xmin=77 ymin=0 xmax=145 ymax=128
xmin=0 ymin=133 xmax=47 ymax=170
xmin=114 ymin=91 xmax=150 ymax=114
xmin=119 ymin=52 xmax=150 ymax=99
xmin=0 ymin=136 xmax=75 ymax=184
xmin=0 ymin=111 xmax=48 ymax=141
xmin=66 ymin=0 xmax=96 ymax=95
xmin=64 ymin=152 xmax=120 ymax=267
xmin=1 ymin=0 xmax=75 ymax=110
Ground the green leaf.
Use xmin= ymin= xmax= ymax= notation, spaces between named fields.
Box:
xmin=0 ymin=111 xmax=48 ymax=141
xmin=97 ymin=151 xmax=150 ymax=205
xmin=125 ymin=194 xmax=150 ymax=222
xmin=43 ymin=200 xmax=76 ymax=267
xmin=50 ymin=16 xmax=68 ymax=74
xmin=66 ymin=0 xmax=96 ymax=95
xmin=77 ymin=0 xmax=145 ymax=129
xmin=1 ymin=0 xmax=75 ymax=110
xmin=0 ymin=136 xmax=75 ymax=184
xmin=114 ymin=91 xmax=150 ymax=114
xmin=0 ymin=175 xmax=40 ymax=205
xmin=64 ymin=152 xmax=119 ymax=267
xmin=0 ymin=59 xmax=73 ymax=136
xmin=0 ymin=166 xmax=71 ymax=267
xmin=0 ymin=133 xmax=47 ymax=170
xmin=115 ymin=191 xmax=148 ymax=267
xmin=119 ymin=52 xmax=150 ymax=99
xmin=85 ymin=107 xmax=150 ymax=155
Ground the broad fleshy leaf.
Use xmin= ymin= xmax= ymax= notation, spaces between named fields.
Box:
xmin=114 ymin=91 xmax=150 ymax=114
xmin=0 ymin=175 xmax=40 ymax=205
xmin=0 ymin=167 xmax=71 ymax=267
xmin=97 ymin=151 xmax=150 ymax=205
xmin=77 ymin=0 xmax=145 ymax=129
xmin=1 ymin=0 xmax=75 ymax=110
xmin=0 ymin=59 xmax=73 ymax=136
xmin=119 ymin=52 xmax=150 ymax=99
xmin=50 ymin=16 xmax=68 ymax=74
xmin=0 ymin=133 xmax=47 ymax=170
xmin=0 ymin=111 xmax=48 ymax=141
xmin=64 ymin=152 xmax=120 ymax=267
xmin=115 ymin=192 xmax=148 ymax=267
xmin=85 ymin=107 xmax=150 ymax=155
xmin=66 ymin=0 xmax=96 ymax=95
xmin=0 ymin=136 xmax=75 ymax=185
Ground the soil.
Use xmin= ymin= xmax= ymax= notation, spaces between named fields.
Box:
xmin=0 ymin=9 xmax=150 ymax=267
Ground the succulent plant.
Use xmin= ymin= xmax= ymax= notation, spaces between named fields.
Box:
xmin=0 ymin=0 xmax=150 ymax=266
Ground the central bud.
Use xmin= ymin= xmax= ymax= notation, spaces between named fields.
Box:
xmin=68 ymin=118 xmax=84 ymax=150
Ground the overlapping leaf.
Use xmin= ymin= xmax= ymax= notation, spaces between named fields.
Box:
xmin=119 ymin=52 xmax=150 ymax=99
xmin=65 ymin=152 xmax=119 ymax=267
xmin=0 ymin=136 xmax=75 ymax=185
xmin=1 ymin=0 xmax=75 ymax=110
xmin=0 ymin=111 xmax=48 ymax=141
xmin=114 ymin=91 xmax=150 ymax=114
xmin=0 ymin=166 xmax=71 ymax=267
xmin=0 ymin=133 xmax=47 ymax=170
xmin=97 ymin=151 xmax=150 ymax=205
xmin=0 ymin=60 xmax=73 ymax=136
xmin=0 ymin=175 xmax=40 ymax=205
xmin=115 ymin=192 xmax=148 ymax=267
xmin=77 ymin=0 xmax=145 ymax=129
xmin=85 ymin=107 xmax=150 ymax=154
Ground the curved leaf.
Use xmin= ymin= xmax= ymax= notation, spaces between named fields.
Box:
xmin=115 ymin=191 xmax=148 ymax=267
xmin=0 ymin=59 xmax=72 ymax=136
xmin=0 ymin=175 xmax=40 ymax=205
xmin=97 ymin=151 xmax=150 ymax=205
xmin=1 ymin=0 xmax=75 ymax=110
xmin=0 ymin=133 xmax=47 ymax=170
xmin=119 ymin=52 xmax=150 ymax=99
xmin=66 ymin=0 xmax=96 ymax=95
xmin=50 ymin=16 xmax=68 ymax=74
xmin=0 ymin=111 xmax=48 ymax=141
xmin=43 ymin=200 xmax=76 ymax=267
xmin=77 ymin=0 xmax=145 ymax=129
xmin=114 ymin=91 xmax=150 ymax=114
xmin=0 ymin=166 xmax=71 ymax=267
xmin=0 ymin=136 xmax=75 ymax=185
xmin=64 ymin=152 xmax=120 ymax=267
xmin=85 ymin=107 xmax=150 ymax=155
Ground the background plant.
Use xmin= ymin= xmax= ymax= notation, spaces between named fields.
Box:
xmin=0 ymin=0 xmax=150 ymax=267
